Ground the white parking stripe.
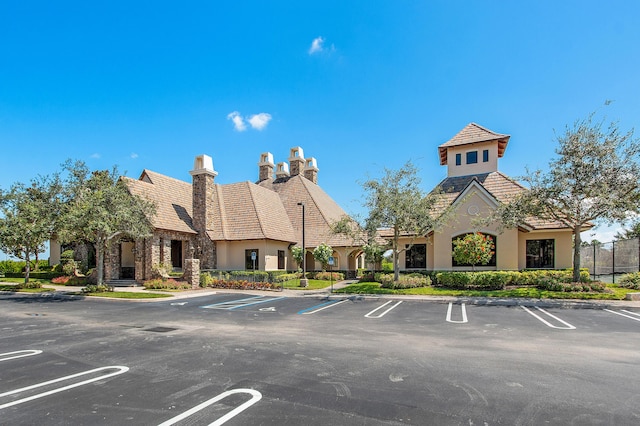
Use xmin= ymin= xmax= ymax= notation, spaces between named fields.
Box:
xmin=298 ymin=299 xmax=350 ymax=315
xmin=604 ymin=309 xmax=640 ymax=322
xmin=521 ymin=306 xmax=576 ymax=330
xmin=158 ymin=388 xmax=262 ymax=426
xmin=0 ymin=366 xmax=129 ymax=409
xmin=365 ymin=301 xmax=402 ymax=318
xmin=0 ymin=350 xmax=42 ymax=362
xmin=446 ymin=303 xmax=468 ymax=323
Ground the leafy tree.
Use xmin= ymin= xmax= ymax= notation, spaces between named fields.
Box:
xmin=616 ymin=221 xmax=640 ymax=240
xmin=290 ymin=245 xmax=304 ymax=270
xmin=336 ymin=161 xmax=447 ymax=282
xmin=312 ymin=243 xmax=333 ymax=271
xmin=452 ymin=233 xmax=495 ymax=271
xmin=493 ymin=111 xmax=640 ymax=282
xmin=362 ymin=242 xmax=386 ymax=270
xmin=0 ymin=175 xmax=63 ymax=283
xmin=57 ymin=161 xmax=156 ymax=285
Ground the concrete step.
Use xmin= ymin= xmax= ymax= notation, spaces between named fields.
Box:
xmin=106 ymin=280 xmax=141 ymax=287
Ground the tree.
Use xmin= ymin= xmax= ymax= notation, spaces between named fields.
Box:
xmin=290 ymin=245 xmax=304 ymax=271
xmin=493 ymin=112 xmax=640 ymax=282
xmin=452 ymin=233 xmax=495 ymax=271
xmin=336 ymin=161 xmax=447 ymax=282
xmin=312 ymin=243 xmax=333 ymax=271
xmin=616 ymin=221 xmax=640 ymax=240
xmin=57 ymin=161 xmax=156 ymax=285
xmin=0 ymin=175 xmax=63 ymax=283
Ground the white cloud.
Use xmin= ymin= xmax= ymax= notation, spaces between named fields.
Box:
xmin=90 ymin=153 xmax=100 ymax=159
xmin=309 ymin=36 xmax=325 ymax=54
xmin=130 ymin=153 xmax=139 ymax=159
xmin=227 ymin=111 xmax=247 ymax=132
xmin=248 ymin=113 xmax=272 ymax=131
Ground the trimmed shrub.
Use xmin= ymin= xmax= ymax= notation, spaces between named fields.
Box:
xmin=17 ymin=281 xmax=42 ymax=289
xmin=199 ymin=272 xmax=214 ymax=288
xmin=618 ymin=272 xmax=640 ymax=289
xmin=314 ymin=271 xmax=345 ymax=281
xmin=435 ymin=271 xmax=514 ymax=290
xmin=82 ymin=284 xmax=114 ymax=293
xmin=271 ymin=273 xmax=301 ymax=283
xmin=375 ymin=273 xmax=431 ymax=289
xmin=205 ymin=279 xmax=281 ymax=291
xmin=144 ymin=278 xmax=191 ymax=290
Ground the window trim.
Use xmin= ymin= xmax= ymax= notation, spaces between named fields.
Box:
xmin=455 ymin=153 xmax=462 ymax=166
xmin=482 ymin=149 xmax=489 ymax=162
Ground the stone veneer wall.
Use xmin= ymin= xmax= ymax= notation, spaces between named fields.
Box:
xmin=191 ymin=172 xmax=217 ymax=269
xmin=183 ymin=258 xmax=200 ymax=289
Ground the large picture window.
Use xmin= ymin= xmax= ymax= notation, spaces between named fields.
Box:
xmin=245 ymin=249 xmax=259 ymax=270
xmin=452 ymin=233 xmax=496 ymax=267
xmin=526 ymin=239 xmax=554 ymax=269
xmin=405 ymin=244 xmax=426 ymax=269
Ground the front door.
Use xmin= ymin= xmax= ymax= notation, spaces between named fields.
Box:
xmin=171 ymin=240 xmax=183 ymax=270
xmin=120 ymin=242 xmax=135 ymax=279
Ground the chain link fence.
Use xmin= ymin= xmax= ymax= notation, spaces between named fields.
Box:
xmin=580 ymin=237 xmax=640 ymax=283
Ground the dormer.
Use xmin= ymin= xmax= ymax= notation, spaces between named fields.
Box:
xmin=438 ymin=123 xmax=510 ymax=177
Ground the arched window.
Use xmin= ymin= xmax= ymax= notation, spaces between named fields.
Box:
xmin=452 ymin=233 xmax=497 ymax=267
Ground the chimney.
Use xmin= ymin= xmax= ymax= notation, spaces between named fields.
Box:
xmin=303 ymin=157 xmax=319 ymax=184
xmin=288 ymin=147 xmax=305 ymax=176
xmin=189 ymin=154 xmax=217 ymax=234
xmin=275 ymin=162 xmax=290 ymax=179
xmin=257 ymin=152 xmax=274 ymax=182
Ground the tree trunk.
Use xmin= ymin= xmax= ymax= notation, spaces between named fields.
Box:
xmin=573 ymin=224 xmax=582 ymax=283
xmin=96 ymin=242 xmax=104 ymax=286
xmin=24 ymin=249 xmax=31 ymax=284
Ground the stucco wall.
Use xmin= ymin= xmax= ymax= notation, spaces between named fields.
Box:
xmin=215 ymin=239 xmax=291 ymax=271
xmin=518 ymin=230 xmax=573 ymax=269
xmin=446 ymin=141 xmax=498 ymax=177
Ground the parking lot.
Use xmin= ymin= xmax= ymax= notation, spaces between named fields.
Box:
xmin=1 ymin=291 xmax=639 ymax=425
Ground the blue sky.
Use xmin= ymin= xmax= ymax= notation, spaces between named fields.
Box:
xmin=1 ymin=1 xmax=639 ymax=260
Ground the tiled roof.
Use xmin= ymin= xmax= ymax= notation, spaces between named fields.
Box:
xmin=125 ymin=169 xmax=353 ymax=246
xmin=124 ymin=170 xmax=197 ymax=234
xmin=258 ymin=175 xmax=357 ymax=248
xmin=438 ymin=123 xmax=510 ymax=165
xmin=436 ymin=171 xmax=570 ymax=230
xmin=206 ymin=182 xmax=297 ymax=242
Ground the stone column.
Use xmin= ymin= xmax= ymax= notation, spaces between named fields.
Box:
xmin=184 ymin=258 xmax=200 ymax=289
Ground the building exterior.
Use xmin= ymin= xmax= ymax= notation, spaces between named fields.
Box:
xmin=387 ymin=123 xmax=580 ymax=272
xmin=64 ymin=147 xmax=364 ymax=284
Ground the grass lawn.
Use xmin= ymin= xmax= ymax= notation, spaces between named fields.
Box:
xmin=334 ymin=281 xmax=636 ymax=300
xmin=281 ymin=279 xmax=333 ymax=290
xmin=0 ymin=284 xmax=54 ymax=293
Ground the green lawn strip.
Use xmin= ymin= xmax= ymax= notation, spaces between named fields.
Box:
xmin=335 ymin=282 xmax=632 ymax=300
xmin=0 ymin=277 xmax=50 ymax=284
xmin=0 ymin=284 xmax=54 ymax=293
xmin=81 ymin=291 xmax=172 ymax=299
xmin=281 ymin=279 xmax=332 ymax=290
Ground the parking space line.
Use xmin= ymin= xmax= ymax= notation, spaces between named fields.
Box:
xmin=365 ymin=300 xmax=402 ymax=318
xmin=0 ymin=366 xmax=129 ymax=410
xmin=446 ymin=303 xmax=468 ymax=323
xmin=0 ymin=350 xmax=43 ymax=362
xmin=201 ymin=296 xmax=285 ymax=310
xmin=521 ymin=306 xmax=576 ymax=330
xmin=604 ymin=309 xmax=640 ymax=322
xmin=158 ymin=388 xmax=262 ymax=426
xmin=297 ymin=299 xmax=349 ymax=315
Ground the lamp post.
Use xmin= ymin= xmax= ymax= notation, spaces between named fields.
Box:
xmin=297 ymin=202 xmax=308 ymax=287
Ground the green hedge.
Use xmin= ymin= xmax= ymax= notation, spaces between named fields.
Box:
xmin=436 ymin=271 xmax=515 ymax=290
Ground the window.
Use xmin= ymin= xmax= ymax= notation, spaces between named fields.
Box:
xmin=245 ymin=249 xmax=259 ymax=270
xmin=278 ymin=250 xmax=285 ymax=270
xmin=466 ymin=151 xmax=478 ymax=164
xmin=405 ymin=244 xmax=426 ymax=269
xmin=483 ymin=149 xmax=489 ymax=162
xmin=452 ymin=233 xmax=496 ymax=267
xmin=526 ymin=240 xmax=555 ymax=269
xmin=455 ymin=153 xmax=462 ymax=166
